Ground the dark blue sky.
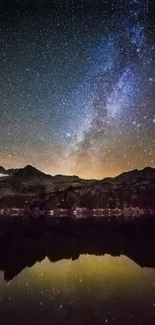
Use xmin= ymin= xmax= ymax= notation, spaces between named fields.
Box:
xmin=1 ymin=0 xmax=155 ymax=178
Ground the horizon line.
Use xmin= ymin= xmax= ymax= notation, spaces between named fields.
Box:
xmin=0 ymin=164 xmax=155 ymax=181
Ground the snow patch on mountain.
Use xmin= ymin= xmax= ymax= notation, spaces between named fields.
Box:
xmin=0 ymin=173 xmax=9 ymax=177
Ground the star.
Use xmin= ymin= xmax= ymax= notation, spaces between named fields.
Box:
xmin=0 ymin=0 xmax=155 ymax=179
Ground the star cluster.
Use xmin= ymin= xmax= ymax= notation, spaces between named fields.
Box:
xmin=0 ymin=0 xmax=155 ymax=178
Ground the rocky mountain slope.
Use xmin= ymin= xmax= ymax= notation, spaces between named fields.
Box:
xmin=0 ymin=165 xmax=155 ymax=211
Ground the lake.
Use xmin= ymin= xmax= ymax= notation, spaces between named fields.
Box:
xmin=0 ymin=252 xmax=155 ymax=325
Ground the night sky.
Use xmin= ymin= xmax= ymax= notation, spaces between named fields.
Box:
xmin=1 ymin=0 xmax=155 ymax=179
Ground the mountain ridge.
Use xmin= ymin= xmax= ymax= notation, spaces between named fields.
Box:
xmin=0 ymin=164 xmax=155 ymax=181
xmin=0 ymin=165 xmax=155 ymax=209
xmin=0 ymin=165 xmax=155 ymax=211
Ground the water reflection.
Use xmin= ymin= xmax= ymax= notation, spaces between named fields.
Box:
xmin=0 ymin=232 xmax=155 ymax=281
xmin=0 ymin=234 xmax=155 ymax=324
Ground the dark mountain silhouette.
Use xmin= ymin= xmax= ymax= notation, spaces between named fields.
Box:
xmin=0 ymin=166 xmax=6 ymax=174
xmin=0 ymin=165 xmax=155 ymax=211
xmin=101 ymin=167 xmax=155 ymax=183
xmin=6 ymin=168 xmax=20 ymax=176
xmin=115 ymin=167 xmax=155 ymax=182
xmin=52 ymin=174 xmax=80 ymax=182
xmin=11 ymin=165 xmax=48 ymax=179
xmin=1 ymin=164 xmax=155 ymax=183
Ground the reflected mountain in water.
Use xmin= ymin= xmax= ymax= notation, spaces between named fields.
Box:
xmin=0 ymin=232 xmax=155 ymax=281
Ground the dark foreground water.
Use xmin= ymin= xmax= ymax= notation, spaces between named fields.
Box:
xmin=0 ymin=236 xmax=155 ymax=325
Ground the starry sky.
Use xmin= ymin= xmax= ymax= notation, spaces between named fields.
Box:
xmin=1 ymin=0 xmax=155 ymax=179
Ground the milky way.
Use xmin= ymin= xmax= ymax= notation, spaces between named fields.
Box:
xmin=0 ymin=0 xmax=155 ymax=178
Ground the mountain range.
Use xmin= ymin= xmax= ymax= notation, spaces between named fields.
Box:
xmin=1 ymin=164 xmax=155 ymax=181
xmin=0 ymin=165 xmax=155 ymax=211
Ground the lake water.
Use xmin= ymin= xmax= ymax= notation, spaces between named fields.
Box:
xmin=0 ymin=253 xmax=155 ymax=325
